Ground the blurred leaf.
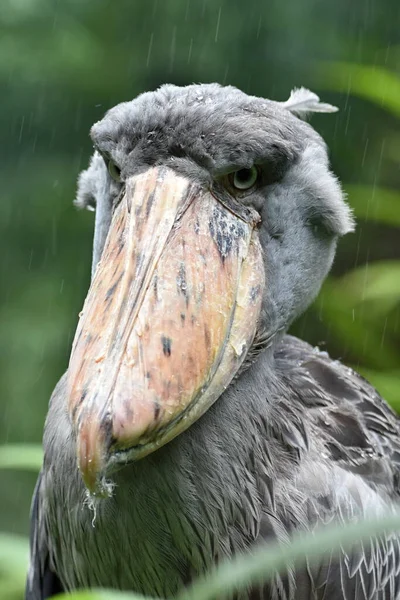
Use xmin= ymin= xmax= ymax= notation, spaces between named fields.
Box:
xmin=316 ymin=276 xmax=400 ymax=370
xmin=346 ymin=186 xmax=400 ymax=227
xmin=54 ymin=592 xmax=150 ymax=600
xmin=0 ymin=533 xmax=28 ymax=576
xmin=384 ymin=135 xmax=400 ymax=163
xmin=0 ymin=444 xmax=43 ymax=471
xmin=315 ymin=62 xmax=400 ymax=117
xmin=356 ymin=367 xmax=400 ymax=411
xmin=336 ymin=259 xmax=400 ymax=304
xmin=0 ymin=577 xmax=26 ymax=600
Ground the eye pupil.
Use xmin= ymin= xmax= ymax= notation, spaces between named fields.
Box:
xmin=232 ymin=165 xmax=258 ymax=190
xmin=236 ymin=169 xmax=250 ymax=182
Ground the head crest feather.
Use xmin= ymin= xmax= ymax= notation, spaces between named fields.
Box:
xmin=282 ymin=87 xmax=338 ymax=119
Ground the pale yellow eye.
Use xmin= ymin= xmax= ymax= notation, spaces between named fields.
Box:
xmin=231 ymin=166 xmax=258 ymax=190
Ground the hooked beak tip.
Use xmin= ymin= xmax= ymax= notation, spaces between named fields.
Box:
xmin=76 ymin=416 xmax=110 ymax=497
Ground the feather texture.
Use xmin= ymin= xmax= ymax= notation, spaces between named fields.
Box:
xmin=27 ymin=336 xmax=400 ymax=599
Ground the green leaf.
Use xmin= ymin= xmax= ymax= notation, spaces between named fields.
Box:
xmin=0 ymin=444 xmax=43 ymax=471
xmin=345 ymin=185 xmax=400 ymax=227
xmin=315 ymin=62 xmax=400 ymax=117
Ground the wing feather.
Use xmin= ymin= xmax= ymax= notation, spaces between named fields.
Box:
xmin=262 ymin=335 xmax=400 ymax=599
xmin=25 ymin=472 xmax=64 ymax=600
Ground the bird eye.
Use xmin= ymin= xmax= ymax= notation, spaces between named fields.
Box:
xmin=108 ymin=160 xmax=121 ymax=182
xmin=230 ymin=166 xmax=259 ymax=191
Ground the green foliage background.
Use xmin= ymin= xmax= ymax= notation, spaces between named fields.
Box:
xmin=0 ymin=0 xmax=399 ymax=598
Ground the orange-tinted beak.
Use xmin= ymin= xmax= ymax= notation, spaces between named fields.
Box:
xmin=67 ymin=167 xmax=264 ymax=496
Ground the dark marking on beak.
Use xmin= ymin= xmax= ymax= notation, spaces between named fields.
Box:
xmin=72 ymin=388 xmax=88 ymax=419
xmin=153 ymin=275 xmax=159 ymax=301
xmin=135 ymin=252 xmax=144 ymax=277
xmin=122 ymin=402 xmax=134 ymax=422
xmin=162 ymin=336 xmax=172 ymax=356
xmin=116 ymin=222 xmax=126 ymax=256
xmin=154 ymin=400 xmax=161 ymax=421
xmin=146 ymin=189 xmax=156 ymax=218
xmin=100 ymin=413 xmax=114 ymax=448
xmin=72 ymin=386 xmax=88 ymax=420
xmin=250 ymin=284 xmax=261 ymax=303
xmin=209 ymin=204 xmax=246 ymax=263
xmin=176 ymin=263 xmax=189 ymax=306
xmin=204 ymin=325 xmax=211 ymax=350
xmin=106 ymin=273 xmax=123 ymax=302
xmin=125 ymin=184 xmax=133 ymax=214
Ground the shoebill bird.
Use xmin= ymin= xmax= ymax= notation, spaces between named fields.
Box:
xmin=26 ymin=84 xmax=400 ymax=600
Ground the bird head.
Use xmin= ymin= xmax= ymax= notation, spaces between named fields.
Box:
xmin=68 ymin=84 xmax=354 ymax=496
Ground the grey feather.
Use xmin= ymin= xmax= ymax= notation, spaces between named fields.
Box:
xmin=28 ymin=337 xmax=400 ymax=599
xmin=282 ymin=87 xmax=339 ymax=118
